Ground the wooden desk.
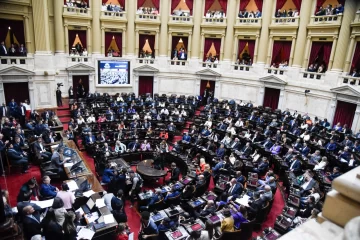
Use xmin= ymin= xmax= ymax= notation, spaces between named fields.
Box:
xmin=136 ymin=159 xmax=167 ymax=180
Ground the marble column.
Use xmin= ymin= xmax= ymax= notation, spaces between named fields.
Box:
xmin=200 ymin=33 xmax=205 ymax=61
xmin=223 ymin=0 xmax=237 ymax=61
xmin=122 ymin=29 xmax=126 ymax=56
xmin=31 ymin=0 xmax=51 ymax=53
xmin=232 ymin=36 xmax=238 ymax=62
xmin=253 ymin=35 xmax=259 ymax=63
xmin=331 ymin=0 xmax=357 ymax=71
xmin=101 ymin=27 xmax=105 ymax=55
xmin=53 ymin=0 xmax=65 ymax=53
xmin=266 ymin=36 xmax=274 ymax=66
xmin=155 ymin=31 xmax=159 ymax=57
xmin=167 ymin=32 xmax=172 ymax=57
xmin=91 ymin=0 xmax=101 ymax=54
xmin=302 ymin=36 xmax=312 ymax=68
xmin=328 ymin=37 xmax=338 ymax=70
xmin=126 ymin=0 xmax=136 ymax=56
xmin=256 ymin=0 xmax=274 ymax=64
xmin=86 ymin=26 xmax=92 ymax=54
xmin=159 ymin=0 xmax=169 ymax=57
xmin=191 ymin=0 xmax=203 ymax=60
xmin=352 ymin=106 xmax=360 ymax=132
xmin=187 ymin=33 xmax=192 ymax=57
xmin=289 ymin=37 xmax=296 ymax=66
xmin=292 ymin=0 xmax=313 ymax=67
xmin=64 ymin=24 xmax=69 ymax=54
xmin=135 ymin=30 xmax=139 ymax=57
xmin=23 ymin=15 xmax=33 ymax=54
xmin=220 ymin=34 xmax=225 ymax=61
xmin=344 ymin=36 xmax=356 ymax=72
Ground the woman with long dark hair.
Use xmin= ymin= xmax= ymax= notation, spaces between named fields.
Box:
xmin=41 ymin=209 xmax=63 ymax=240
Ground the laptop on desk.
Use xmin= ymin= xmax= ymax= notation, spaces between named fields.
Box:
xmin=81 ymin=198 xmax=95 ymax=214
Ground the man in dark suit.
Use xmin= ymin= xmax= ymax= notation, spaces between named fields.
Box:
xmin=0 ymin=41 xmax=8 ymax=56
xmin=240 ymin=142 xmax=252 ymax=157
xmin=111 ymin=190 xmax=127 ymax=223
xmin=289 ymin=156 xmax=302 ymax=174
xmin=227 ymin=178 xmax=243 ymax=199
xmin=33 ymin=137 xmax=52 ymax=161
xmin=167 ymin=162 xmax=180 ymax=183
xmin=327 ymin=167 xmax=341 ymax=181
xmin=216 ymin=144 xmax=225 ymax=158
xmin=253 ymin=157 xmax=269 ymax=174
xmin=248 ymin=192 xmax=264 ymax=218
xmin=0 ymin=103 xmax=10 ymax=120
xmin=128 ymin=140 xmax=140 ymax=151
xmin=261 ymin=137 xmax=273 ymax=150
xmin=22 ymin=205 xmax=42 ymax=240
xmin=8 ymin=99 xmax=18 ymax=117
xmin=18 ymin=102 xmax=27 ymax=126
xmin=7 ymin=143 xmax=28 ymax=173
xmin=229 ymin=138 xmax=240 ymax=150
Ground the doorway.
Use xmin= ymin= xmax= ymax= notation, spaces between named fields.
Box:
xmin=138 ymin=76 xmax=154 ymax=97
xmin=333 ymin=100 xmax=357 ymax=128
xmin=200 ymin=80 xmax=215 ymax=105
xmin=72 ymin=75 xmax=89 ymax=98
xmin=263 ymin=87 xmax=280 ymax=110
xmin=3 ymin=82 xmax=30 ymax=104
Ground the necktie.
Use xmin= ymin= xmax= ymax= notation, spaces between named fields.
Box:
xmin=30 ymin=215 xmax=39 ymax=223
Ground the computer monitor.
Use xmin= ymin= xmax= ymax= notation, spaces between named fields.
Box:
xmin=64 ymin=147 xmax=75 ymax=157
xmin=86 ymin=198 xmax=95 ymax=210
xmin=70 ymin=160 xmax=83 ymax=171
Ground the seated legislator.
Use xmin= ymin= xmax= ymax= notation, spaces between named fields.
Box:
xmin=40 ymin=176 xmax=59 ymax=199
xmin=17 ymin=178 xmax=39 ymax=202
xmin=6 ymin=143 xmax=29 ymax=173
xmin=50 ymin=148 xmax=70 ymax=177
xmin=164 ymin=185 xmax=181 ymax=203
xmin=34 ymin=137 xmax=52 ymax=162
xmin=139 ymin=190 xmax=163 ymax=211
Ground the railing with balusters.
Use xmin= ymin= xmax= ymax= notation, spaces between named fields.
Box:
xmin=302 ymin=71 xmax=324 ymax=80
xmin=168 ymin=60 xmax=189 ymax=66
xmin=232 ymin=64 xmax=252 ymax=71
xmin=169 ymin=15 xmax=193 ymax=24
xmin=201 ymin=62 xmax=220 ymax=69
xmin=136 ymin=58 xmax=156 ymax=65
xmin=101 ymin=10 xmax=127 ymax=20
xmin=310 ymin=14 xmax=342 ymax=25
xmin=63 ymin=6 xmax=91 ymax=16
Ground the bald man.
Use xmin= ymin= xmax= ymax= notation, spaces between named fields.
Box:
xmin=22 ymin=205 xmax=41 ymax=240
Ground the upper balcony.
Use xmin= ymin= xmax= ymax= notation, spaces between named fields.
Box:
xmin=0 ymin=57 xmax=34 ymax=71
xmin=100 ymin=10 xmax=127 ymax=23
xmin=63 ymin=6 xmax=92 ymax=19
xmin=308 ymin=14 xmax=342 ymax=29
xmin=234 ymin=17 xmax=262 ymax=29
xmin=270 ymin=17 xmax=300 ymax=29
xmin=201 ymin=17 xmax=227 ymax=28
xmin=135 ymin=13 xmax=161 ymax=25
xmin=168 ymin=15 xmax=194 ymax=27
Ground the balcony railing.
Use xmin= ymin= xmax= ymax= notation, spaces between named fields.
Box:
xmin=232 ymin=64 xmax=252 ymax=71
xmin=237 ymin=17 xmax=262 ymax=25
xmin=63 ymin=6 xmax=91 ymax=16
xmin=68 ymin=56 xmax=90 ymax=63
xmin=168 ymin=60 xmax=189 ymax=66
xmin=201 ymin=62 xmax=220 ymax=69
xmin=342 ymin=76 xmax=360 ymax=86
xmin=136 ymin=58 xmax=156 ymax=65
xmin=266 ymin=68 xmax=287 ymax=76
xmin=310 ymin=14 xmax=342 ymax=25
xmin=136 ymin=13 xmax=160 ymax=23
xmin=101 ymin=10 xmax=127 ymax=20
xmin=0 ymin=56 xmax=34 ymax=66
xmin=272 ymin=17 xmax=299 ymax=25
xmin=302 ymin=71 xmax=324 ymax=80
xmin=168 ymin=15 xmax=193 ymax=24
xmin=353 ymin=12 xmax=360 ymax=23
xmin=202 ymin=17 xmax=227 ymax=25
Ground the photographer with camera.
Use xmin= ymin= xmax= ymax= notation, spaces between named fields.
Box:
xmin=56 ymin=83 xmax=63 ymax=107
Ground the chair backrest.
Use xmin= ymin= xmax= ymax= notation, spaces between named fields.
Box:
xmin=239 ymin=219 xmax=255 ymax=240
xmin=256 ymin=202 xmax=270 ymax=224
xmin=220 ymin=230 xmax=242 ymax=240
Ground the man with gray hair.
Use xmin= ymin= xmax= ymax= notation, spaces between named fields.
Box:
xmin=260 ymin=185 xmax=273 ymax=203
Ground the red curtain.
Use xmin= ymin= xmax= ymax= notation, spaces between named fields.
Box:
xmin=276 ymin=0 xmax=287 ymax=11
xmin=351 ymin=42 xmax=360 ymax=71
xmin=204 ymin=0 xmax=216 ymax=15
xmin=248 ymin=40 xmax=255 ymax=60
xmin=187 ymin=0 xmax=194 ymax=14
xmin=0 ymin=19 xmax=25 ymax=48
xmin=72 ymin=75 xmax=89 ymax=98
xmin=254 ymin=0 xmax=263 ymax=12
xmin=137 ymin=0 xmax=146 ymax=8
xmin=138 ymin=76 xmax=154 ymax=96
xmin=238 ymin=40 xmax=247 ymax=59
xmin=282 ymin=41 xmax=292 ymax=62
xmin=333 ymin=101 xmax=356 ymax=128
xmin=263 ymin=88 xmax=280 ymax=110
xmin=271 ymin=41 xmax=284 ymax=64
xmin=171 ymin=0 xmax=179 ymax=13
xmin=309 ymin=41 xmax=323 ymax=65
xmin=172 ymin=36 xmax=188 ymax=51
xmin=68 ymin=30 xmax=87 ymax=50
xmin=218 ymin=0 xmax=228 ymax=15
xmin=239 ymin=0 xmax=251 ymax=11
xmin=315 ymin=0 xmax=326 ymax=13
xmin=105 ymin=32 xmax=122 ymax=57
xmin=171 ymin=0 xmax=193 ymax=13
xmin=139 ymin=34 xmax=155 ymax=57
xmin=3 ymin=83 xmax=29 ymax=105
xmin=322 ymin=42 xmax=333 ymax=68
xmin=151 ymin=0 xmax=160 ymax=10
xmin=200 ymin=80 xmax=216 ymax=96
xmin=292 ymin=0 xmax=302 ymax=12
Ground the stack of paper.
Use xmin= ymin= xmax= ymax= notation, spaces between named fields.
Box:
xmin=103 ymin=214 xmax=115 ymax=224
xmin=85 ymin=212 xmax=99 ymax=223
xmin=64 ymin=162 xmax=74 ymax=168
xmin=235 ymin=195 xmax=250 ymax=207
xmin=67 ymin=180 xmax=79 ymax=191
xmin=77 ymin=228 xmax=95 ymax=240
xmin=83 ymin=190 xmax=95 ymax=198
xmin=95 ymin=199 xmax=106 ymax=208
xmin=31 ymin=199 xmax=54 ymax=209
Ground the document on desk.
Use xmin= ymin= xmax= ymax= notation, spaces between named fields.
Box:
xmin=103 ymin=214 xmax=115 ymax=224
xmin=83 ymin=190 xmax=95 ymax=198
xmin=75 ymin=207 xmax=85 ymax=215
xmin=86 ymin=212 xmax=99 ymax=223
xmin=67 ymin=180 xmax=79 ymax=191
xmin=31 ymin=199 xmax=54 ymax=209
xmin=64 ymin=162 xmax=74 ymax=168
xmin=235 ymin=195 xmax=250 ymax=207
xmin=77 ymin=228 xmax=95 ymax=240
xmin=95 ymin=199 xmax=106 ymax=208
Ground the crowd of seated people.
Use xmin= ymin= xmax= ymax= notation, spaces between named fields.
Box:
xmin=315 ymin=4 xmax=344 ymax=16
xmin=204 ymin=54 xmax=219 ymax=65
xmin=275 ymin=8 xmax=299 ymax=18
xmin=102 ymin=2 xmax=124 ymax=12
xmin=69 ymin=42 xmax=87 ymax=56
xmin=307 ymin=62 xmax=326 ymax=73
xmin=65 ymin=0 xmax=88 ymax=8
xmin=172 ymin=48 xmax=187 ymax=61
xmin=107 ymin=48 xmax=121 ymax=57
xmin=235 ymin=50 xmax=252 ymax=66
xmin=238 ymin=9 xmax=262 ymax=18
xmin=172 ymin=8 xmax=191 ymax=17
xmin=139 ymin=50 xmax=154 ymax=59
xmin=205 ymin=10 xmax=226 ymax=18
xmin=270 ymin=61 xmax=289 ymax=69
xmin=348 ymin=68 xmax=360 ymax=78
xmin=0 ymin=41 xmax=27 ymax=57
xmin=136 ymin=7 xmax=159 ymax=15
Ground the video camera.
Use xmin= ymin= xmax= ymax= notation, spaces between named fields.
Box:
xmin=57 ymin=83 xmax=64 ymax=87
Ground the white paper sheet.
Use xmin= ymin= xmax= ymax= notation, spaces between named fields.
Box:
xmin=66 ymin=180 xmax=79 ymax=191
xmin=77 ymin=228 xmax=95 ymax=240
xmin=64 ymin=162 xmax=73 ymax=168
xmin=75 ymin=207 xmax=84 ymax=216
xmin=83 ymin=190 xmax=95 ymax=198
xmin=235 ymin=195 xmax=250 ymax=207
xmin=95 ymin=199 xmax=106 ymax=208
xmin=30 ymin=199 xmax=54 ymax=209
xmin=85 ymin=212 xmax=99 ymax=223
xmin=103 ymin=214 xmax=115 ymax=224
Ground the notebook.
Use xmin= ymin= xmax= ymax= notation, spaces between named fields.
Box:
xmin=209 ymin=215 xmax=220 ymax=222
xmin=191 ymin=223 xmax=202 ymax=231
xmin=171 ymin=230 xmax=183 ymax=239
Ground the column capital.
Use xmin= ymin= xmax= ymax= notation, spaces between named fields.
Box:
xmin=64 ymin=24 xmax=68 ymax=27
xmin=188 ymin=32 xmax=192 ymax=36
xmin=168 ymin=31 xmax=172 ymax=34
xmin=292 ymin=36 xmax=296 ymax=40
xmin=350 ymin=35 xmax=356 ymax=39
xmin=333 ymin=36 xmax=338 ymax=40
xmin=101 ymin=27 xmax=105 ymax=30
xmin=307 ymin=36 xmax=311 ymax=39
xmin=201 ymin=33 xmax=205 ymax=36
xmin=221 ymin=34 xmax=225 ymax=38
xmin=23 ymin=15 xmax=29 ymax=19
xmin=155 ymin=30 xmax=159 ymax=33
xmin=269 ymin=35 xmax=273 ymax=39
xmin=87 ymin=26 xmax=92 ymax=29
xmin=256 ymin=35 xmax=260 ymax=38
xmin=135 ymin=30 xmax=139 ymax=33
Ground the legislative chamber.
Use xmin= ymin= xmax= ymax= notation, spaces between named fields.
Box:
xmin=0 ymin=0 xmax=359 ymax=240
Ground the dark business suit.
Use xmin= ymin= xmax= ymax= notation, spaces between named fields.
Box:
xmin=169 ymin=167 xmax=180 ymax=182
xmin=23 ymin=212 xmax=42 ymax=240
